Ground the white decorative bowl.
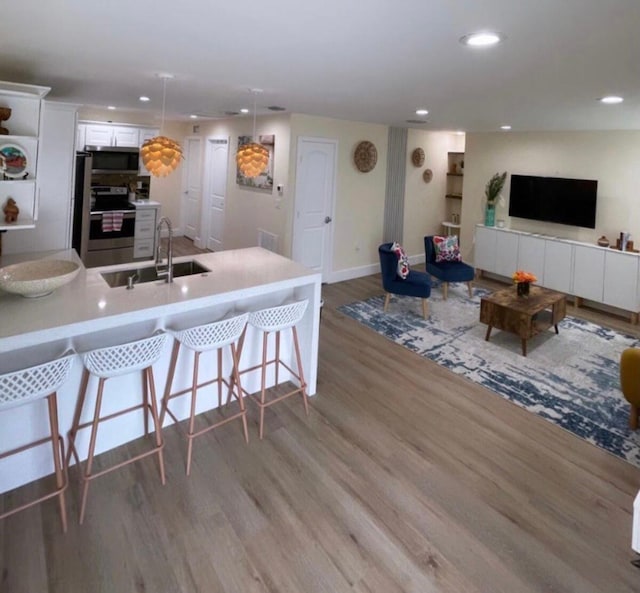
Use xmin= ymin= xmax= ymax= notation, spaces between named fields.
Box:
xmin=0 ymin=259 xmax=80 ymax=298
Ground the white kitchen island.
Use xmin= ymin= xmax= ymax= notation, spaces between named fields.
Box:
xmin=0 ymin=247 xmax=322 ymax=493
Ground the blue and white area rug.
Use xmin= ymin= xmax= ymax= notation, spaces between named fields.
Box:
xmin=338 ymin=285 xmax=640 ymax=468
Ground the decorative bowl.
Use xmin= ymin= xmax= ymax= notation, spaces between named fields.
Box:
xmin=0 ymin=259 xmax=80 ymax=297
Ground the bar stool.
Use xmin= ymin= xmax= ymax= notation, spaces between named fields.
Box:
xmin=66 ymin=333 xmax=167 ymax=524
xmin=161 ymin=312 xmax=249 ymax=475
xmin=0 ymin=352 xmax=74 ymax=532
xmin=235 ymin=300 xmax=310 ymax=439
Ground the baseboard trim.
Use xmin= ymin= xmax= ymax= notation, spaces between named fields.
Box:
xmin=327 ymin=253 xmax=425 ymax=284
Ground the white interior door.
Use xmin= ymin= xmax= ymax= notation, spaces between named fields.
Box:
xmin=201 ymin=137 xmax=229 ymax=252
xmin=292 ymin=137 xmax=337 ymax=279
xmin=183 ymin=137 xmax=202 ymax=241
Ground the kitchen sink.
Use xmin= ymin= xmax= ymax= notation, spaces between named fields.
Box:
xmin=100 ymin=260 xmax=210 ymax=288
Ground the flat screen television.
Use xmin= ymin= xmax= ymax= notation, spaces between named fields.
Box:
xmin=508 ymin=174 xmax=598 ymax=229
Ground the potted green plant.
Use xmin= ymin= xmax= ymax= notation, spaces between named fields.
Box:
xmin=484 ymin=171 xmax=507 ymax=226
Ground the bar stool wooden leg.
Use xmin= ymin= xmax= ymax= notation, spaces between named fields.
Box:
xmin=79 ymin=377 xmax=106 ymax=525
xmin=186 ymin=352 xmax=201 ymax=476
xmin=230 ymin=343 xmax=249 ymax=443
xmin=275 ymin=331 xmax=280 ymax=385
xmin=142 ymin=370 xmax=149 ymax=436
xmin=47 ymin=392 xmax=68 ymax=533
xmin=145 ymin=367 xmax=166 ymax=485
xmin=292 ymin=326 xmax=310 ymax=416
xmin=217 ymin=349 xmax=223 ymax=409
xmin=66 ymin=368 xmax=91 ymax=470
xmin=160 ymin=340 xmax=181 ymax=427
xmin=259 ymin=331 xmax=269 ymax=440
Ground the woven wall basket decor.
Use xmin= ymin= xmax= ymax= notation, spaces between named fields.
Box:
xmin=411 ymin=147 xmax=425 ymax=167
xmin=354 ymin=141 xmax=377 ymax=173
xmin=423 ymin=168 xmax=433 ymax=183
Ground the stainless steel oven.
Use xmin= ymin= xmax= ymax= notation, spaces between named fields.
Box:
xmin=86 ymin=210 xmax=136 ymax=267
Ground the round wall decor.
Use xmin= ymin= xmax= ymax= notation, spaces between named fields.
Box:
xmin=411 ymin=147 xmax=425 ymax=167
xmin=422 ymin=168 xmax=433 ymax=183
xmin=354 ymin=141 xmax=377 ymax=173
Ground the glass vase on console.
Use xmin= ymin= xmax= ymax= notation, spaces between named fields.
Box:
xmin=484 ymin=204 xmax=496 ymax=227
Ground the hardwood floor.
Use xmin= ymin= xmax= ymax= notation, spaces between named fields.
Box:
xmin=2 ymin=269 xmax=640 ymax=592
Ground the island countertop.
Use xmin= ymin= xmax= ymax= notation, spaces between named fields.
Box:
xmin=0 ymin=247 xmax=320 ymax=353
xmin=0 ymin=246 xmax=322 ymax=493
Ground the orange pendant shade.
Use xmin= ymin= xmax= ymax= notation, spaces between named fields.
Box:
xmin=141 ymin=135 xmax=183 ymax=177
xmin=236 ymin=141 xmax=269 ymax=178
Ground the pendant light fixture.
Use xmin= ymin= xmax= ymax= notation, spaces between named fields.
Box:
xmin=140 ymin=74 xmax=183 ymax=177
xmin=236 ymin=89 xmax=269 ymax=178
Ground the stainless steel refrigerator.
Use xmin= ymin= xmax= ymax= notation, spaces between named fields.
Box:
xmin=71 ymin=151 xmax=92 ymax=263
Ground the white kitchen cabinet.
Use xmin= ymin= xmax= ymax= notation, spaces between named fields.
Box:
xmin=76 ymin=122 xmax=86 ymax=151
xmin=517 ymin=235 xmax=545 ymax=284
xmin=4 ymin=103 xmax=78 ymax=255
xmin=475 ymin=224 xmax=640 ymax=321
xmin=474 ymin=224 xmax=497 ymax=271
xmin=573 ymin=244 xmax=604 ymax=302
xmin=82 ymin=123 xmax=159 ymax=149
xmin=133 ymin=204 xmax=160 ymax=259
xmin=543 ymin=239 xmax=573 ymax=293
xmin=604 ymin=250 xmax=639 ymax=312
xmin=494 ymin=229 xmax=519 ymax=278
xmin=84 ymin=124 xmax=114 ymax=146
xmin=0 ymin=80 xmax=50 ymax=236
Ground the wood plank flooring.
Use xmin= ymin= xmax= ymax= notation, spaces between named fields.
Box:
xmin=2 ymin=261 xmax=640 ymax=592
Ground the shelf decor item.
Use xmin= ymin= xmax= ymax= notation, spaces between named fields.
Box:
xmin=0 ymin=143 xmax=28 ymax=178
xmin=0 ymin=107 xmax=11 ymax=135
xmin=484 ymin=171 xmax=507 ymax=227
xmin=411 ymin=147 xmax=425 ymax=167
xmin=3 ymin=197 xmax=19 ymax=223
xmin=512 ymin=270 xmax=537 ymax=297
xmin=354 ymin=140 xmax=377 ymax=173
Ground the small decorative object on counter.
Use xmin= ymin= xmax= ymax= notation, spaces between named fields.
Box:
xmin=512 ymin=270 xmax=537 ymax=297
xmin=3 ymin=197 xmax=19 ymax=223
xmin=597 ymin=235 xmax=610 ymax=247
xmin=0 ymin=107 xmax=11 ymax=135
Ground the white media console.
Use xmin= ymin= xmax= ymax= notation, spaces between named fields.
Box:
xmin=474 ymin=224 xmax=640 ymax=323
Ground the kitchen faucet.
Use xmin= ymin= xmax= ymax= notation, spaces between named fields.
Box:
xmin=155 ymin=216 xmax=173 ymax=283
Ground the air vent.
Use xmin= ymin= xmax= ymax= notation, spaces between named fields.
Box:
xmin=406 ymin=119 xmax=428 ymax=124
xmin=267 ymin=105 xmax=286 ymax=111
xmin=224 ymin=111 xmax=240 ymax=116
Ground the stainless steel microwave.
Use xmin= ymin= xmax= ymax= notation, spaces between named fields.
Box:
xmin=86 ymin=146 xmax=139 ymax=174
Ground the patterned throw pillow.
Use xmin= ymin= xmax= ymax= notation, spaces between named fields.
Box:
xmin=433 ymin=235 xmax=462 ymax=263
xmin=391 ymin=242 xmax=410 ymax=279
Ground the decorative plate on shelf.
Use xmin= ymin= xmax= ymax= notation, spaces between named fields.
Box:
xmin=354 ymin=141 xmax=377 ymax=173
xmin=0 ymin=144 xmax=28 ymax=178
xmin=423 ymin=168 xmax=433 ymax=183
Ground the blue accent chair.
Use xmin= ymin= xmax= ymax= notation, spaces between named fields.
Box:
xmin=424 ymin=235 xmax=475 ymax=299
xmin=378 ymin=243 xmax=431 ymax=319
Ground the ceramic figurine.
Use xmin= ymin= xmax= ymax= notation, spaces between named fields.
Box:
xmin=3 ymin=197 xmax=19 ymax=223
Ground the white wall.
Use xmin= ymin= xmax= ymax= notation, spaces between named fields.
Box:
xmin=404 ymin=130 xmax=464 ymax=258
xmin=461 ymin=131 xmax=640 ymax=260
xmin=189 ymin=114 xmax=291 ymax=251
xmin=289 ymin=114 xmax=388 ymax=275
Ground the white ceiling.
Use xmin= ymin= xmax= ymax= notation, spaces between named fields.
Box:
xmin=2 ymin=0 xmax=639 ymax=131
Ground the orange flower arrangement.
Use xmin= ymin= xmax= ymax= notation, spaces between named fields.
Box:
xmin=512 ymin=270 xmax=537 ymax=283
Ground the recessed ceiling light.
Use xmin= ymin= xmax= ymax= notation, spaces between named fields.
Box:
xmin=189 ymin=114 xmax=198 ymax=119
xmin=415 ymin=109 xmax=429 ymax=116
xmin=599 ymin=95 xmax=623 ymax=104
xmin=455 ymin=130 xmax=465 ymax=135
xmin=139 ymin=96 xmax=150 ymax=102
xmin=107 ymin=105 xmax=116 ymax=110
xmin=500 ymin=125 xmax=512 ymax=130
xmin=240 ymin=108 xmax=250 ymax=114
xmin=460 ymin=31 xmax=505 ymax=47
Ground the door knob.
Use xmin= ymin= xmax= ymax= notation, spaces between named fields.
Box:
xmin=324 ymin=216 xmax=332 ymax=223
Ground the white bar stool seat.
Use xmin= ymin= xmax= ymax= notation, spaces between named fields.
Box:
xmin=235 ymin=299 xmax=310 ymax=439
xmin=0 ymin=352 xmax=74 ymax=532
xmin=66 ymin=333 xmax=167 ymax=524
xmin=161 ymin=312 xmax=249 ymax=476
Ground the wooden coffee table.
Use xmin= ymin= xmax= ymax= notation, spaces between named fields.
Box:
xmin=479 ymin=285 xmax=567 ymax=356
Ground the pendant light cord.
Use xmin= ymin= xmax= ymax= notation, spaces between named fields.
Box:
xmin=161 ymin=77 xmax=167 ymax=133
xmin=252 ymin=92 xmax=257 ymax=142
